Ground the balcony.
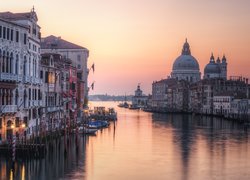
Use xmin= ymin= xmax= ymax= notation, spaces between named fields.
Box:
xmin=33 ymin=100 xmax=39 ymax=106
xmin=24 ymin=76 xmax=32 ymax=83
xmin=47 ymin=107 xmax=60 ymax=113
xmin=39 ymin=100 xmax=43 ymax=106
xmin=0 ymin=73 xmax=22 ymax=82
xmin=1 ymin=105 xmax=17 ymax=113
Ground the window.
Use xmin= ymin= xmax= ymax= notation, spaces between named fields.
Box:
xmin=77 ymin=64 xmax=81 ymax=69
xmin=16 ymin=31 xmax=19 ymax=42
xmin=40 ymin=70 xmax=43 ymax=79
xmin=3 ymin=27 xmax=6 ymax=39
xmin=71 ymin=83 xmax=76 ymax=91
xmin=0 ymin=118 xmax=2 ymax=129
xmin=15 ymin=117 xmax=20 ymax=127
xmin=24 ymin=33 xmax=27 ymax=44
xmin=0 ymin=26 xmax=2 ymax=38
xmin=10 ymin=29 xmax=13 ymax=41
xmin=77 ymin=55 xmax=81 ymax=61
xmin=45 ymin=71 xmax=48 ymax=83
xmin=7 ymin=28 xmax=9 ymax=40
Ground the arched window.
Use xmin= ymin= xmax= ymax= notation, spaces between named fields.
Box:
xmin=7 ymin=120 xmax=12 ymax=128
xmin=15 ymin=89 xmax=18 ymax=105
xmin=10 ymin=52 xmax=13 ymax=73
xmin=2 ymin=51 xmax=5 ymax=72
xmin=23 ymin=56 xmax=27 ymax=76
xmin=16 ymin=54 xmax=19 ymax=74
xmin=24 ymin=89 xmax=27 ymax=108
xmin=6 ymin=52 xmax=9 ymax=73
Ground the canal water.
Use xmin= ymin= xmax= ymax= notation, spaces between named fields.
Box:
xmin=1 ymin=101 xmax=250 ymax=180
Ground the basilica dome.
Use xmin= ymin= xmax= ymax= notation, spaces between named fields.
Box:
xmin=173 ymin=55 xmax=200 ymax=71
xmin=171 ymin=39 xmax=201 ymax=83
xmin=203 ymin=54 xmax=223 ymax=79
xmin=204 ymin=62 xmax=221 ymax=74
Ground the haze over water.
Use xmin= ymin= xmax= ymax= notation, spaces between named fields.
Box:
xmin=0 ymin=101 xmax=249 ymax=180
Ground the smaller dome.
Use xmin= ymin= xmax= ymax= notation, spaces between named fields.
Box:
xmin=204 ymin=62 xmax=221 ymax=74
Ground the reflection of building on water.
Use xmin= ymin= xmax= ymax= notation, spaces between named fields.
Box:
xmin=0 ymin=135 xmax=87 ymax=179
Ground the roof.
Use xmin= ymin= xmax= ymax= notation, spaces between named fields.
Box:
xmin=0 ymin=18 xmax=28 ymax=29
xmin=41 ymin=35 xmax=87 ymax=50
xmin=204 ymin=61 xmax=221 ymax=74
xmin=0 ymin=11 xmax=38 ymax=21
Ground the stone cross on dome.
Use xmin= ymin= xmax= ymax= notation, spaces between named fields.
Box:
xmin=181 ymin=38 xmax=191 ymax=55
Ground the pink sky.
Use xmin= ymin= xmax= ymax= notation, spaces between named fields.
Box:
xmin=1 ymin=0 xmax=250 ymax=95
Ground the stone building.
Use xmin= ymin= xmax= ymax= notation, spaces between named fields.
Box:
xmin=152 ymin=78 xmax=177 ymax=108
xmin=0 ymin=9 xmax=42 ymax=142
xmin=40 ymin=35 xmax=89 ymax=116
xmin=131 ymin=84 xmax=148 ymax=108
xmin=152 ymin=39 xmax=250 ymax=120
xmin=40 ymin=53 xmax=63 ymax=133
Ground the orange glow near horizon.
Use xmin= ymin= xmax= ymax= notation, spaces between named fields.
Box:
xmin=1 ymin=0 xmax=250 ymax=95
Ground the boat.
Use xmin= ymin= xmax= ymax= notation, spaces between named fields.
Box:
xmin=88 ymin=107 xmax=118 ymax=121
xmin=129 ymin=105 xmax=140 ymax=110
xmin=118 ymin=94 xmax=129 ymax=108
xmin=84 ymin=127 xmax=98 ymax=134
xmin=87 ymin=120 xmax=110 ymax=129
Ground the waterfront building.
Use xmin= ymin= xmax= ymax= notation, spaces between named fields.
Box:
xmin=152 ymin=39 xmax=250 ymax=120
xmin=152 ymin=78 xmax=177 ymax=108
xmin=41 ymin=35 xmax=89 ymax=118
xmin=60 ymin=57 xmax=78 ymax=127
xmin=0 ymin=9 xmax=42 ymax=143
xmin=171 ymin=39 xmax=201 ymax=83
xmin=204 ymin=54 xmax=227 ymax=79
xmin=131 ymin=84 xmax=148 ymax=108
xmin=213 ymin=93 xmax=233 ymax=116
xmin=40 ymin=53 xmax=63 ymax=133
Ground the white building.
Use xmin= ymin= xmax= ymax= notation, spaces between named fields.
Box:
xmin=171 ymin=39 xmax=201 ymax=83
xmin=213 ymin=94 xmax=233 ymax=116
xmin=0 ymin=8 xmax=42 ymax=142
xmin=131 ymin=84 xmax=148 ymax=108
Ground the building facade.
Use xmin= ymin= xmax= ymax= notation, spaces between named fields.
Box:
xmin=152 ymin=39 xmax=250 ymax=120
xmin=0 ymin=9 xmax=42 ymax=143
xmin=131 ymin=84 xmax=148 ymax=108
xmin=40 ymin=35 xmax=89 ymax=115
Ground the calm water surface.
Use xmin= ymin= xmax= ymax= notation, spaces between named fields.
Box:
xmin=1 ymin=101 xmax=250 ymax=180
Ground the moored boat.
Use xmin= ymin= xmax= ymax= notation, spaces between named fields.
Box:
xmin=84 ymin=127 xmax=98 ymax=134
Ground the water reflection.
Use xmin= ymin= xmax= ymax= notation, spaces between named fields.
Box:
xmin=0 ymin=102 xmax=250 ymax=180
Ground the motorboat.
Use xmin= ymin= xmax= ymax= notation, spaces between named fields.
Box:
xmin=84 ymin=127 xmax=98 ymax=134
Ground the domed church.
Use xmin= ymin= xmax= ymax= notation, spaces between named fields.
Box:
xmin=171 ymin=39 xmax=201 ymax=83
xmin=204 ymin=53 xmax=227 ymax=79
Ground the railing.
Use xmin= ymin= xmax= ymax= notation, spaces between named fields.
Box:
xmin=47 ymin=107 xmax=60 ymax=113
xmin=39 ymin=100 xmax=43 ymax=106
xmin=1 ymin=105 xmax=17 ymax=113
xmin=33 ymin=100 xmax=38 ymax=106
xmin=0 ymin=73 xmax=22 ymax=82
xmin=24 ymin=76 xmax=32 ymax=83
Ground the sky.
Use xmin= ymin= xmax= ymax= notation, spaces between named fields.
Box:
xmin=1 ymin=0 xmax=250 ymax=95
